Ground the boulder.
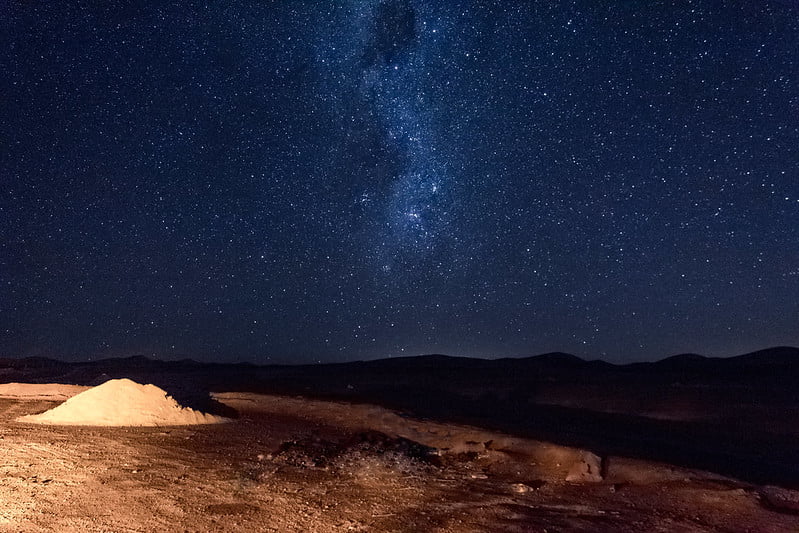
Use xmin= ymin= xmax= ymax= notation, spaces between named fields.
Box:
xmin=566 ymin=451 xmax=604 ymax=483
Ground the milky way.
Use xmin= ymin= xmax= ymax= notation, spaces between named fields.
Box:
xmin=315 ymin=0 xmax=455 ymax=270
xmin=1 ymin=1 xmax=797 ymax=363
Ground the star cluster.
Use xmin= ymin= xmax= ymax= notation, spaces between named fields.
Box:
xmin=1 ymin=1 xmax=797 ymax=363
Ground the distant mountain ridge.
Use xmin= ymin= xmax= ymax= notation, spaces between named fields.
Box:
xmin=2 ymin=346 xmax=797 ymax=372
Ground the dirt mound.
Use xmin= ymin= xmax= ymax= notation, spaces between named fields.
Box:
xmin=17 ymin=378 xmax=229 ymax=426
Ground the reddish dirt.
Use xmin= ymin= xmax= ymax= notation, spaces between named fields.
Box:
xmin=1 ymin=393 xmax=798 ymax=532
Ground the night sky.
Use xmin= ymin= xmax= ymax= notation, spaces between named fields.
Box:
xmin=2 ymin=1 xmax=797 ymax=364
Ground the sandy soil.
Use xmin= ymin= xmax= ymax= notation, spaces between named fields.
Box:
xmin=0 ymin=383 xmax=90 ymax=401
xmin=18 ymin=379 xmax=227 ymax=426
xmin=1 ymin=389 xmax=798 ymax=532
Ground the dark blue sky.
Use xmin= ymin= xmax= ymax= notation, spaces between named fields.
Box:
xmin=2 ymin=1 xmax=797 ymax=363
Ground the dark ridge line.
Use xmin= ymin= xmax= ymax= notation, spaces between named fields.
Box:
xmin=2 ymin=345 xmax=798 ymax=369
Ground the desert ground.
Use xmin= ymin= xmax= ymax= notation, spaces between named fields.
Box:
xmin=1 ymin=349 xmax=799 ymax=531
xmin=0 ymin=391 xmax=797 ymax=532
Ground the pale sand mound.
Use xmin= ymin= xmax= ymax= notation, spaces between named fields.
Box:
xmin=0 ymin=383 xmax=90 ymax=401
xmin=17 ymin=378 xmax=229 ymax=426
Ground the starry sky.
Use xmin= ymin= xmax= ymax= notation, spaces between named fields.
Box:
xmin=2 ymin=0 xmax=797 ymax=364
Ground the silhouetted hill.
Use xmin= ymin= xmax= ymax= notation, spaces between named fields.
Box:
xmin=359 ymin=353 xmax=486 ymax=370
xmin=725 ymin=346 xmax=799 ymax=367
xmin=642 ymin=353 xmax=714 ymax=371
xmin=1 ymin=346 xmax=797 ymax=379
xmin=0 ymin=356 xmax=68 ymax=369
xmin=519 ymin=351 xmax=585 ymax=365
xmin=616 ymin=346 xmax=799 ymax=377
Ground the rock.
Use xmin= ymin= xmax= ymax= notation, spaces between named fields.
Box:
xmin=510 ymin=481 xmax=545 ymax=493
xmin=759 ymin=486 xmax=799 ymax=515
xmin=511 ymin=483 xmax=530 ymax=493
xmin=566 ymin=451 xmax=603 ymax=483
xmin=447 ymin=440 xmax=487 ymax=455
